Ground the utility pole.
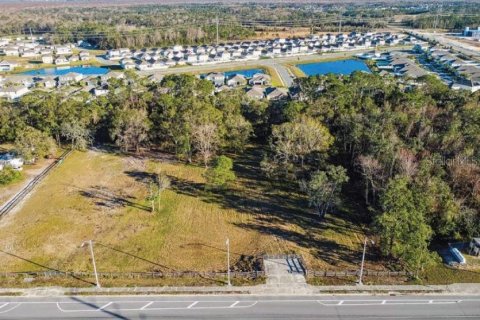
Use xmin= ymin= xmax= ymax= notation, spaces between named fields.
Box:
xmin=216 ymin=16 xmax=219 ymax=46
xmin=82 ymin=240 xmax=101 ymax=288
xmin=226 ymin=238 xmax=231 ymax=286
xmin=29 ymin=27 xmax=33 ymax=43
xmin=339 ymin=16 xmax=342 ymax=33
xmin=358 ymin=237 xmax=374 ymax=286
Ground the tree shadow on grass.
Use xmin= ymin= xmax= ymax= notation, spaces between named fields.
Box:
xmin=0 ymin=250 xmax=96 ymax=286
xmin=124 ymin=170 xmax=156 ymax=184
xmin=76 ymin=185 xmax=151 ymax=212
xmin=119 ymin=145 xmax=368 ymax=268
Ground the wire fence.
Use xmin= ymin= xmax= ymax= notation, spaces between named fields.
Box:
xmin=305 ymin=270 xmax=413 ymax=278
xmin=0 ymin=270 xmax=265 ymax=280
xmin=0 ymin=149 xmax=72 ymax=218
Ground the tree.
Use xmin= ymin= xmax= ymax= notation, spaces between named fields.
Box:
xmin=147 ymin=172 xmax=171 ymax=213
xmin=15 ymin=126 xmax=57 ymax=163
xmin=111 ymin=107 xmax=151 ymax=153
xmin=192 ymin=123 xmax=219 ymax=168
xmin=270 ymin=116 xmax=333 ymax=175
xmin=356 ymin=154 xmax=385 ymax=205
xmin=300 ymin=165 xmax=349 ymax=218
xmin=60 ymin=121 xmax=91 ymax=150
xmin=376 ymin=177 xmax=434 ymax=273
xmin=204 ymin=155 xmax=236 ymax=189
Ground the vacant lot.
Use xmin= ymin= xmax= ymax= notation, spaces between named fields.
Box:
xmin=0 ymin=144 xmax=57 ymax=206
xmin=0 ymin=146 xmax=374 ymax=276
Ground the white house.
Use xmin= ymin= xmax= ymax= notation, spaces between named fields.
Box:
xmin=79 ymin=51 xmax=90 ymax=61
xmin=226 ymin=74 xmax=247 ymax=87
xmin=55 ymin=46 xmax=72 ymax=55
xmin=0 ymin=153 xmax=24 ymax=170
xmin=106 ymin=49 xmax=122 ymax=60
xmin=54 ymin=56 xmax=69 ymax=65
xmin=42 ymin=55 xmax=53 ymax=64
xmin=0 ymin=86 xmax=30 ymax=100
xmin=58 ymin=72 xmax=83 ymax=84
xmin=0 ymin=60 xmax=19 ymax=71
xmin=249 ymin=73 xmax=271 ymax=86
xmin=120 ymin=58 xmax=136 ymax=70
xmin=2 ymin=47 xmax=19 ymax=56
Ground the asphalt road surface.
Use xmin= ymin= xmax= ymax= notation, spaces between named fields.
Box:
xmin=0 ymin=295 xmax=479 ymax=319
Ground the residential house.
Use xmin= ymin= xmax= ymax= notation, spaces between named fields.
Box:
xmin=226 ymin=74 xmax=247 ymax=87
xmin=79 ymin=51 xmax=90 ymax=61
xmin=265 ymin=87 xmax=289 ymax=101
xmin=42 ymin=55 xmax=53 ymax=64
xmin=58 ymin=72 xmax=83 ymax=84
xmin=0 ymin=153 xmax=24 ymax=170
xmin=54 ymin=56 xmax=69 ymax=65
xmin=93 ymin=85 xmax=109 ymax=96
xmin=0 ymin=60 xmax=19 ymax=71
xmin=120 ymin=58 xmax=136 ymax=70
xmin=2 ymin=47 xmax=19 ymax=56
xmin=249 ymin=73 xmax=271 ymax=86
xmin=38 ymin=77 xmax=56 ymax=88
xmin=245 ymin=86 xmax=265 ymax=100
xmin=204 ymin=72 xmax=226 ymax=87
xmin=0 ymin=85 xmax=30 ymax=100
xmin=55 ymin=46 xmax=72 ymax=55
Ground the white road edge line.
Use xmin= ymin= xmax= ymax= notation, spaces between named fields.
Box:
xmin=229 ymin=301 xmax=240 ymax=308
xmin=187 ymin=301 xmax=199 ymax=309
xmin=140 ymin=302 xmax=154 ymax=310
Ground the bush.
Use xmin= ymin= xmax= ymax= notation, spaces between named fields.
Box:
xmin=204 ymin=156 xmax=236 ymax=189
xmin=0 ymin=166 xmax=23 ymax=186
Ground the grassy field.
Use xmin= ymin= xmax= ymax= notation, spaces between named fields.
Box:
xmin=0 ymin=146 xmax=372 ymax=278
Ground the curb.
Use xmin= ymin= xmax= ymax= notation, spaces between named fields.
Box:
xmin=1 ymin=283 xmax=480 ymax=297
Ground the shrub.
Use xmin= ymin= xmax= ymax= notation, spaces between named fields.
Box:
xmin=0 ymin=166 xmax=23 ymax=186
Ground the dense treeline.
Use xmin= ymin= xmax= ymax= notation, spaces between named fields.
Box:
xmin=406 ymin=14 xmax=480 ymax=30
xmin=0 ymin=3 xmax=391 ymax=48
xmin=268 ymin=73 xmax=480 ymax=271
xmin=1 ymin=72 xmax=479 ymax=273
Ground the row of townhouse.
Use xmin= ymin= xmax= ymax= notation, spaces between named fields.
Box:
xmin=0 ymin=70 xmax=127 ymax=100
xmin=422 ymin=46 xmax=480 ymax=92
xmin=0 ymin=52 xmax=91 ymax=72
xmin=377 ymin=51 xmax=429 ymax=79
xmin=109 ymin=32 xmax=404 ymax=70
xmin=200 ymin=71 xmax=288 ymax=100
xmin=0 ymin=38 xmax=74 ymax=58
xmin=202 ymin=72 xmax=271 ymax=88
xmin=390 ymin=55 xmax=429 ymax=79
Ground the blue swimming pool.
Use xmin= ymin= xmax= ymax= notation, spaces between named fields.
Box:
xmin=23 ymin=66 xmax=110 ymax=76
xmin=297 ymin=59 xmax=370 ymax=76
xmin=202 ymin=68 xmax=265 ymax=79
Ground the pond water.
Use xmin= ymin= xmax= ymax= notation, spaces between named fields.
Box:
xmin=297 ymin=59 xmax=370 ymax=76
xmin=22 ymin=66 xmax=110 ymax=76
xmin=202 ymin=68 xmax=265 ymax=79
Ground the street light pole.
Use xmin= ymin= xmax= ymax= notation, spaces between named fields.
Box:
xmin=226 ymin=238 xmax=231 ymax=286
xmin=358 ymin=237 xmax=374 ymax=286
xmin=82 ymin=240 xmax=100 ymax=288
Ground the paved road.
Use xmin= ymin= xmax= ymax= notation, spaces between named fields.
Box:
xmin=0 ymin=295 xmax=479 ymax=319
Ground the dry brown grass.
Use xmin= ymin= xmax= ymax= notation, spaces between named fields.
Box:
xmin=0 ymin=146 xmax=372 ymax=279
